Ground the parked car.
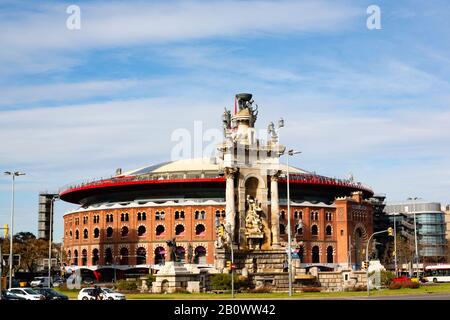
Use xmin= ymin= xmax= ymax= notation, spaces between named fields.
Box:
xmin=33 ymin=288 xmax=69 ymax=300
xmin=77 ymin=288 xmax=99 ymax=300
xmin=100 ymin=288 xmax=126 ymax=300
xmin=30 ymin=277 xmax=53 ymax=288
xmin=7 ymin=287 xmax=45 ymax=300
xmin=1 ymin=289 xmax=27 ymax=300
xmin=77 ymin=287 xmax=126 ymax=300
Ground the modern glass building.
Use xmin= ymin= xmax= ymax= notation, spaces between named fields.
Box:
xmin=385 ymin=202 xmax=447 ymax=263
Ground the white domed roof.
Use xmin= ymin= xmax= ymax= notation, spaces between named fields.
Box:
xmin=123 ymin=158 xmax=308 ymax=176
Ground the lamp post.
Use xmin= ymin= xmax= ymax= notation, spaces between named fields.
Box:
xmin=286 ymin=149 xmax=301 ymax=297
xmin=407 ymin=197 xmax=420 ymax=277
xmin=394 ymin=213 xmax=398 ymax=277
xmin=48 ymin=195 xmax=59 ymax=288
xmin=366 ymin=228 xmax=392 ymax=296
xmin=4 ymin=171 xmax=25 ymax=289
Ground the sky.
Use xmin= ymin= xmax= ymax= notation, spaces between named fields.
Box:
xmin=0 ymin=0 xmax=449 ymax=241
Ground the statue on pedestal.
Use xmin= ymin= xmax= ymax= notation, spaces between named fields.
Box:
xmin=166 ymin=238 xmax=178 ymax=262
xmin=245 ymin=196 xmax=264 ymax=249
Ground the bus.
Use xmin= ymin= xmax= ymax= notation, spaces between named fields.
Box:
xmin=424 ymin=264 xmax=450 ymax=283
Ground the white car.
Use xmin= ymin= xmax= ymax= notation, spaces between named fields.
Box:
xmin=30 ymin=276 xmax=52 ymax=288
xmin=101 ymin=288 xmax=126 ymax=300
xmin=78 ymin=287 xmax=126 ymax=300
xmin=8 ymin=288 xmax=45 ymax=300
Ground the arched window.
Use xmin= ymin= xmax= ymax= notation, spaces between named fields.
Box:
xmin=200 ymin=210 xmax=206 ymax=219
xmin=106 ymin=227 xmax=113 ymax=238
xmin=175 ymin=224 xmax=185 ymax=236
xmin=180 ymin=211 xmax=185 ymax=219
xmin=125 ymin=213 xmax=129 ymax=222
xmin=155 ymin=211 xmax=161 ymax=220
xmin=136 ymin=247 xmax=146 ymax=265
xmin=137 ymin=212 xmax=141 ymax=221
xmin=154 ymin=247 xmax=165 ymax=265
xmin=195 ymin=224 xmax=206 ymax=236
xmin=109 ymin=214 xmax=114 ymax=222
xmin=326 ymin=225 xmax=332 ymax=236
xmin=194 ymin=246 xmax=206 ymax=264
xmin=194 ymin=210 xmax=200 ymax=219
xmin=73 ymin=250 xmax=78 ymax=266
xmin=310 ymin=212 xmax=314 ymax=221
xmin=67 ymin=250 xmax=72 ymax=264
xmin=160 ymin=211 xmax=165 ymax=220
xmin=280 ymin=211 xmax=286 ymax=220
xmin=296 ymin=225 xmax=303 ymax=235
xmin=92 ymin=249 xmax=99 ymax=265
xmin=175 ymin=211 xmax=180 ymax=220
xmin=75 ymin=230 xmax=79 ymax=239
xmin=105 ymin=248 xmax=113 ymax=265
xmin=83 ymin=229 xmax=88 ymax=239
xmin=176 ymin=246 xmax=186 ymax=262
xmin=142 ymin=212 xmax=146 ymax=221
xmin=121 ymin=213 xmax=125 ymax=222
xmin=327 ymin=246 xmax=334 ymax=263
xmin=121 ymin=226 xmax=129 ymax=237
xmin=93 ymin=228 xmax=100 ymax=238
xmin=119 ymin=247 xmax=129 ymax=265
xmin=279 ymin=224 xmax=286 ymax=235
xmin=81 ymin=249 xmax=87 ymax=266
xmin=69 ymin=230 xmax=73 ymax=239
xmin=138 ymin=225 xmax=146 ymax=237
xmin=311 ymin=225 xmax=318 ymax=236
xmin=221 ymin=210 xmax=225 ymax=218
xmin=156 ymin=225 xmax=165 ymax=236
xmin=215 ymin=210 xmax=220 ymax=218
xmin=312 ymin=246 xmax=320 ymax=263
xmin=315 ymin=212 xmax=319 ymax=220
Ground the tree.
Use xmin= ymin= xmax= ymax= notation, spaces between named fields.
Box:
xmin=1 ymin=232 xmax=49 ymax=275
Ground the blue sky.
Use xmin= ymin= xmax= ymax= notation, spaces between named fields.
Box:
xmin=0 ymin=0 xmax=449 ymax=240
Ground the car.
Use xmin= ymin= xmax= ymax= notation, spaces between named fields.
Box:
xmin=1 ymin=289 xmax=27 ymax=300
xmin=30 ymin=276 xmax=53 ymax=288
xmin=100 ymin=288 xmax=126 ymax=300
xmin=7 ymin=287 xmax=45 ymax=300
xmin=77 ymin=288 xmax=99 ymax=300
xmin=77 ymin=287 xmax=126 ymax=300
xmin=33 ymin=288 xmax=69 ymax=300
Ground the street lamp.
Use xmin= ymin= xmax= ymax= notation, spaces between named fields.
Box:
xmin=4 ymin=171 xmax=25 ymax=289
xmin=407 ymin=197 xmax=421 ymax=277
xmin=48 ymin=195 xmax=59 ymax=288
xmin=286 ymin=149 xmax=301 ymax=297
xmin=366 ymin=227 xmax=393 ymax=296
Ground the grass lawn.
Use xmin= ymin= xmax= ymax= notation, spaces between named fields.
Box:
xmin=56 ymin=283 xmax=450 ymax=300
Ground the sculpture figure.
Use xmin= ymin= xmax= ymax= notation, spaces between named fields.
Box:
xmin=166 ymin=238 xmax=178 ymax=262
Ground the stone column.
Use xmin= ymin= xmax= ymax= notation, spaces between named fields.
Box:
xmin=225 ymin=168 xmax=236 ymax=243
xmin=270 ymin=172 xmax=281 ymax=248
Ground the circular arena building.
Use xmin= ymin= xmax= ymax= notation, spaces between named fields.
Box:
xmin=60 ymin=93 xmax=374 ymax=282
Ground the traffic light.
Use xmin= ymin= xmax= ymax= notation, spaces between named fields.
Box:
xmin=218 ymin=225 xmax=225 ymax=237
xmin=387 ymin=227 xmax=393 ymax=236
xmin=3 ymin=224 xmax=8 ymax=238
xmin=226 ymin=260 xmax=231 ymax=270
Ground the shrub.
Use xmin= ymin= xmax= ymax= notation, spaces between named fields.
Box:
xmin=301 ymin=286 xmax=321 ymax=293
xmin=174 ymin=288 xmax=191 ymax=294
xmin=401 ymin=281 xmax=420 ymax=289
xmin=248 ymin=286 xmax=272 ymax=293
xmin=353 ymin=285 xmax=366 ymax=292
xmin=145 ymin=274 xmax=156 ymax=287
xmin=210 ymin=274 xmax=248 ymax=291
xmin=389 ymin=282 xmax=402 ymax=290
xmin=116 ymin=279 xmax=138 ymax=291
